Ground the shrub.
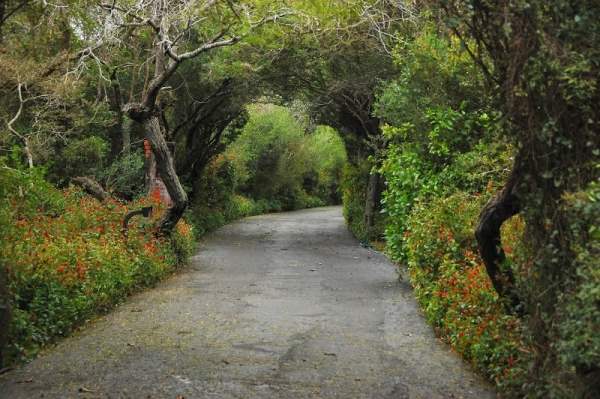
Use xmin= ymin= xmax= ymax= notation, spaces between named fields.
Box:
xmin=0 ymin=164 xmax=194 ymax=365
xmin=404 ymin=191 xmax=529 ymax=392
xmin=226 ymin=104 xmax=346 ymax=212
xmin=303 ymin=126 xmax=347 ymax=204
xmin=57 ymin=136 xmax=109 ymax=182
xmin=552 ymin=182 xmax=600 ymax=397
xmin=100 ymin=153 xmax=146 ymax=200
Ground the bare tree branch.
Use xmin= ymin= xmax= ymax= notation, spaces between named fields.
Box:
xmin=7 ymin=81 xmax=33 ymax=168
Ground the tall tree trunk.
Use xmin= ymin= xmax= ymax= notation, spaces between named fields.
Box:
xmin=475 ymin=166 xmax=521 ymax=311
xmin=364 ymin=170 xmax=382 ymax=237
xmin=144 ymin=115 xmax=188 ymax=235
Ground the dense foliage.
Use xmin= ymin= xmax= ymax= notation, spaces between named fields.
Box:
xmin=405 ymin=191 xmax=527 ymax=391
xmin=189 ymin=104 xmax=346 ymax=235
xmin=0 ymin=160 xmax=195 ymax=364
xmin=0 ymin=1 xmax=597 ymax=397
xmin=229 ymin=104 xmax=345 ymax=211
xmin=361 ymin=9 xmax=599 ymax=398
xmin=432 ymin=1 xmax=600 ymax=396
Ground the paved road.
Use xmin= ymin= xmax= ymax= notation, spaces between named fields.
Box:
xmin=0 ymin=206 xmax=496 ymax=399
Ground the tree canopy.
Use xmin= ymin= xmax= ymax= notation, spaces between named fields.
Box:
xmin=0 ymin=1 xmax=598 ymax=397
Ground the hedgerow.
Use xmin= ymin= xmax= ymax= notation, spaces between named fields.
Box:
xmin=0 ymin=162 xmax=195 ymax=364
xmin=372 ymin=16 xmax=599 ymax=397
xmin=404 ymin=191 xmax=530 ymax=392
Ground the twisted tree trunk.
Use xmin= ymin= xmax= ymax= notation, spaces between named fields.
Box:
xmin=475 ymin=166 xmax=521 ymax=312
xmin=143 ymin=115 xmax=188 ymax=235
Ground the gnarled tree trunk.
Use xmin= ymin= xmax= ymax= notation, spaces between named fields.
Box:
xmin=475 ymin=166 xmax=521 ymax=312
xmin=109 ymin=0 xmax=285 ymax=235
xmin=144 ymin=115 xmax=188 ymax=235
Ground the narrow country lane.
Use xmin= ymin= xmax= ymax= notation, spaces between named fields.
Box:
xmin=0 ymin=207 xmax=496 ymax=399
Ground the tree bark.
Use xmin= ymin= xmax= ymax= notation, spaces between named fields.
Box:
xmin=475 ymin=167 xmax=521 ymax=311
xmin=144 ymin=116 xmax=188 ymax=235
xmin=364 ymin=170 xmax=382 ymax=236
xmin=122 ymin=118 xmax=131 ymax=156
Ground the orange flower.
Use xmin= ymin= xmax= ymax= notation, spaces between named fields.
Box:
xmin=76 ymin=261 xmax=87 ymax=279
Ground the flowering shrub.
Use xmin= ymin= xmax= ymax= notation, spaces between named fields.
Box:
xmin=404 ymin=191 xmax=531 ymax=393
xmin=0 ymin=165 xmax=194 ymax=364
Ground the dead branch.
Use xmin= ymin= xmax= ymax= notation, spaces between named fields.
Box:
xmin=72 ymin=176 xmax=110 ymax=201
xmin=7 ymin=81 xmax=33 ymax=168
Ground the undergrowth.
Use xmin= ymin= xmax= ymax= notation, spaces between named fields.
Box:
xmin=0 ymin=163 xmax=195 ymax=364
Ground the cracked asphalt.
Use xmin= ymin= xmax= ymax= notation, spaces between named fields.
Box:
xmin=0 ymin=206 xmax=496 ymax=399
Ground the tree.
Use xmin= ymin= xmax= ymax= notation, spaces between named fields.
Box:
xmin=98 ymin=0 xmax=292 ymax=234
xmin=435 ymin=0 xmax=600 ymax=393
xmin=169 ymin=74 xmax=252 ymax=200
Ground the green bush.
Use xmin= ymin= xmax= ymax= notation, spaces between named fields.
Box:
xmin=303 ymin=126 xmax=347 ymax=203
xmin=340 ymin=160 xmax=386 ymax=242
xmin=188 ymin=154 xmax=273 ymax=236
xmin=226 ymin=104 xmax=346 ymax=211
xmin=375 ymin=24 xmax=598 ymax=396
xmin=100 ymin=153 xmax=146 ymax=200
xmin=374 ymin=26 xmax=540 ymax=396
xmin=58 ymin=136 xmax=109 ymax=182
xmin=552 ymin=181 xmax=600 ymax=397
xmin=376 ymin=26 xmax=498 ymax=259
xmin=341 ymin=161 xmax=368 ymax=241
